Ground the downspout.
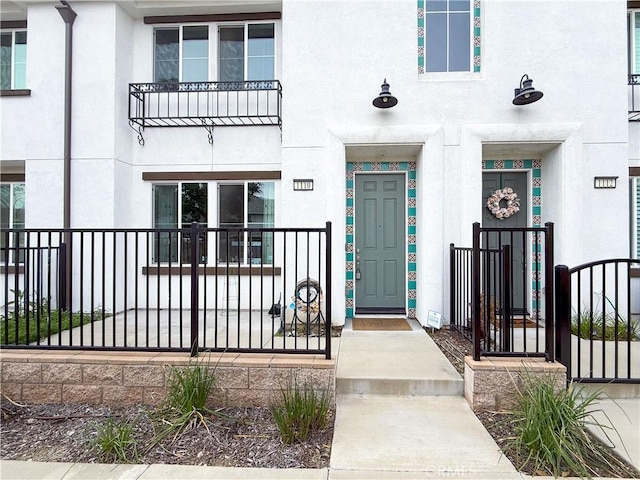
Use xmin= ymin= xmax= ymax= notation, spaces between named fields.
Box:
xmin=56 ymin=0 xmax=76 ymax=310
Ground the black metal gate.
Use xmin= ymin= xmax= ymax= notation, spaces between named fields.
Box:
xmin=450 ymin=222 xmax=555 ymax=361
xmin=555 ymin=259 xmax=640 ymax=383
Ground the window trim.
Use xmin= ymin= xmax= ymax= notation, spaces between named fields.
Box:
xmin=142 ymin=170 xmax=281 ymax=181
xmin=144 ymin=12 xmax=281 ymax=25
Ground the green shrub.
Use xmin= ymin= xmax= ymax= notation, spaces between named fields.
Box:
xmin=571 ymin=294 xmax=640 ymax=341
xmin=0 ymin=289 xmax=108 ymax=345
xmin=271 ymin=376 xmax=330 ymax=444
xmin=150 ymin=357 xmax=219 ymax=447
xmin=92 ymin=417 xmax=138 ymax=463
xmin=506 ymin=373 xmax=628 ymax=478
xmin=571 ymin=310 xmax=639 ymax=341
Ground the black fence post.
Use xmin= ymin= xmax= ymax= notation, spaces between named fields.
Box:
xmin=545 ymin=222 xmax=555 ymax=362
xmin=449 ymin=243 xmax=455 ymax=329
xmin=190 ymin=222 xmax=200 ymax=357
xmin=325 ymin=221 xmax=332 ymax=360
xmin=472 ymin=222 xmax=481 ymax=361
xmin=555 ymin=264 xmax=571 ymax=382
xmin=501 ymin=244 xmax=512 ymax=352
xmin=59 ymin=242 xmax=67 ymax=311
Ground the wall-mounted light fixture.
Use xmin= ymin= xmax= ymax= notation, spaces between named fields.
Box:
xmin=293 ymin=179 xmax=314 ymax=191
xmin=594 ymin=176 xmax=617 ymax=189
xmin=373 ymin=79 xmax=398 ymax=108
xmin=513 ymin=74 xmax=543 ymax=105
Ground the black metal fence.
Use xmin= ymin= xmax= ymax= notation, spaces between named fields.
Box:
xmin=1 ymin=223 xmax=332 ymax=358
xmin=450 ymin=222 xmax=555 ymax=361
xmin=556 ymin=259 xmax=640 ymax=383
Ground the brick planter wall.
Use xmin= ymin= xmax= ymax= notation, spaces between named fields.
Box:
xmin=464 ymin=356 xmax=566 ymax=412
xmin=0 ymin=350 xmax=335 ymax=407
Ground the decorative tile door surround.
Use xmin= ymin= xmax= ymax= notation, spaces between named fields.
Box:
xmin=346 ymin=161 xmax=417 ymax=319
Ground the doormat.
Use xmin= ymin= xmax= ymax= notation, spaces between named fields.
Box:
xmin=493 ymin=317 xmax=539 ymax=329
xmin=352 ymin=318 xmax=412 ymax=331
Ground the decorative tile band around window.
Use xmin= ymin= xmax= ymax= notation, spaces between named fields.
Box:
xmin=345 ymin=161 xmax=417 ymax=319
xmin=483 ymin=159 xmax=543 ymax=316
xmin=417 ymin=0 xmax=481 ymax=74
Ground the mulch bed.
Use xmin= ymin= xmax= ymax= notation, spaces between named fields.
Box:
xmin=0 ymin=402 xmax=333 ymax=468
xmin=427 ymin=326 xmax=640 ymax=479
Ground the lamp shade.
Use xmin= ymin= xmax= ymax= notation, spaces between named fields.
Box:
xmin=513 ymin=74 xmax=543 ymax=105
xmin=373 ymin=79 xmax=398 ymax=108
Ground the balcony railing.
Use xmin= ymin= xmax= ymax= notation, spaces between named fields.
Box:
xmin=630 ymin=74 xmax=640 ymax=122
xmin=128 ymin=80 xmax=282 ymax=144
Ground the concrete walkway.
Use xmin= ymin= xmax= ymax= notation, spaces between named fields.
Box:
xmin=1 ymin=319 xmax=639 ymax=479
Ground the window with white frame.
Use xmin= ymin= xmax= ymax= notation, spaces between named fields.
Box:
xmin=219 ymin=23 xmax=274 ymax=81
xmin=0 ymin=30 xmax=27 ymax=90
xmin=154 ymin=26 xmax=209 ymax=83
xmin=424 ymin=0 xmax=472 ymax=72
xmin=153 ymin=23 xmax=275 ymax=83
xmin=629 ymin=10 xmax=640 ymax=74
xmin=152 ymin=183 xmax=208 ymax=263
xmin=151 ymin=181 xmax=275 ymax=265
xmin=0 ymin=183 xmax=25 ymax=263
xmin=218 ymin=182 xmax=275 ymax=264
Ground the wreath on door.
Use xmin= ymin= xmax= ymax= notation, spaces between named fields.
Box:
xmin=486 ymin=187 xmax=520 ymax=220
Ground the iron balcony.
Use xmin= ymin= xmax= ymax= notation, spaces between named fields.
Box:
xmin=128 ymin=80 xmax=282 ymax=143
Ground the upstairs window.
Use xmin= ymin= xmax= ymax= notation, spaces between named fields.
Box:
xmin=154 ymin=26 xmax=209 ymax=83
xmin=426 ymin=0 xmax=470 ymax=72
xmin=629 ymin=10 xmax=640 ymax=74
xmin=0 ymin=30 xmax=27 ymax=89
xmin=219 ymin=24 xmax=275 ymax=81
xmin=153 ymin=23 xmax=275 ymax=83
xmin=418 ymin=0 xmax=479 ymax=73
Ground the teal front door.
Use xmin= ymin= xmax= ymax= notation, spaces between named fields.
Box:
xmin=354 ymin=173 xmax=406 ymax=314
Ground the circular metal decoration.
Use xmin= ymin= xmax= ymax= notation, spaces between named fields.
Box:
xmin=486 ymin=187 xmax=520 ymax=220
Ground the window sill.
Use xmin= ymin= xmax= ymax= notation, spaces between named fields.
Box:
xmin=142 ymin=265 xmax=281 ymax=276
xmin=418 ymin=72 xmax=481 ymax=82
xmin=0 ymin=89 xmax=31 ymax=97
xmin=0 ymin=265 xmax=24 ymax=274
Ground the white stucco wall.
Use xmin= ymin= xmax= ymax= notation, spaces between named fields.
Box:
xmin=0 ymin=0 xmax=633 ymax=323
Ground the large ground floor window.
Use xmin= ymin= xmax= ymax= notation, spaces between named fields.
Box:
xmin=0 ymin=182 xmax=25 ymax=263
xmin=151 ymin=180 xmax=275 ymax=265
